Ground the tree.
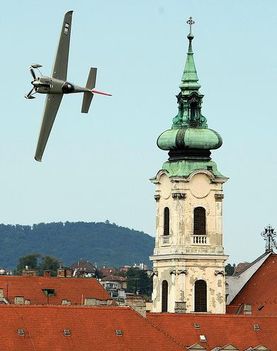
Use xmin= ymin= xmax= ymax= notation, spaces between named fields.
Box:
xmin=15 ymin=254 xmax=41 ymax=275
xmin=225 ymin=263 xmax=236 ymax=276
xmin=39 ymin=256 xmax=61 ymax=276
xmin=126 ymin=267 xmax=152 ymax=297
xmin=15 ymin=254 xmax=62 ymax=276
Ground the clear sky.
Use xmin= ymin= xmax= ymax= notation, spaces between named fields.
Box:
xmin=0 ymin=1 xmax=276 ymax=264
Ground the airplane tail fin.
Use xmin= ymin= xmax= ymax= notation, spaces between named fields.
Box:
xmin=81 ymin=67 xmax=97 ymax=113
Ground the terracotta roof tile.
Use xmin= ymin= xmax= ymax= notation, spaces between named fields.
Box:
xmin=147 ymin=313 xmax=276 ymax=350
xmin=0 ymin=305 xmax=183 ymax=351
xmin=228 ymin=253 xmax=277 ymax=315
xmin=0 ymin=276 xmax=111 ymax=304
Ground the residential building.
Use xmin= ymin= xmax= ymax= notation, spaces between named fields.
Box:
xmin=100 ymin=275 xmax=127 ymax=298
xmin=0 ymin=275 xmax=112 ymax=305
xmin=70 ymin=259 xmax=96 ymax=277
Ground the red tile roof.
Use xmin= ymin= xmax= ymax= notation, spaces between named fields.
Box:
xmin=228 ymin=253 xmax=277 ymax=315
xmin=0 ymin=305 xmax=183 ymax=351
xmin=70 ymin=260 xmax=96 ymax=272
xmin=147 ymin=313 xmax=276 ymax=350
xmin=0 ymin=276 xmax=111 ymax=304
xmin=99 ymin=267 xmax=117 ymax=277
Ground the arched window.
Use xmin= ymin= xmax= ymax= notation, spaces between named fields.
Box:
xmin=194 ymin=280 xmax=207 ymax=312
xmin=161 ymin=280 xmax=168 ymax=312
xmin=193 ymin=207 xmax=206 ymax=235
xmin=163 ymin=207 xmax=170 ymax=236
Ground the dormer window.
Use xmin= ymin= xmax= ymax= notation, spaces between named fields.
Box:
xmin=42 ymin=288 xmax=55 ymax=297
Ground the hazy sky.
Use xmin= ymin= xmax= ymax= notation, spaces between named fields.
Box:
xmin=0 ymin=1 xmax=276 ymax=264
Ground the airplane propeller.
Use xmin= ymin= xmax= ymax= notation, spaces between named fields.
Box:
xmin=25 ymin=88 xmax=35 ymax=99
xmin=25 ymin=64 xmax=43 ymax=99
xmin=29 ymin=64 xmax=42 ymax=81
xmin=30 ymin=68 xmax=36 ymax=80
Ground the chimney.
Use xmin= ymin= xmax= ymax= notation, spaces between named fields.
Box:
xmin=44 ymin=270 xmax=51 ymax=278
xmin=57 ymin=268 xmax=73 ymax=278
xmin=65 ymin=268 xmax=73 ymax=277
xmin=22 ymin=267 xmax=37 ymax=277
xmin=57 ymin=268 xmax=66 ymax=278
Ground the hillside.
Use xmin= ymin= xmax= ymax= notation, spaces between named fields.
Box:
xmin=0 ymin=222 xmax=155 ymax=269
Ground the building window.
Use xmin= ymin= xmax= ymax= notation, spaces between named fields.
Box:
xmin=163 ymin=207 xmax=170 ymax=236
xmin=161 ymin=280 xmax=168 ymax=312
xmin=194 ymin=280 xmax=207 ymax=312
xmin=193 ymin=207 xmax=206 ymax=235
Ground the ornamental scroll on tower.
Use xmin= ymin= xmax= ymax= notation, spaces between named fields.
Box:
xmin=150 ymin=18 xmax=228 ymax=314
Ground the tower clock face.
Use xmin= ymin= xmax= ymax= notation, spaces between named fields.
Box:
xmin=190 ymin=173 xmax=210 ymax=199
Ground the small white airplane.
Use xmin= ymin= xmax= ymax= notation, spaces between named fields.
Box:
xmin=25 ymin=11 xmax=111 ymax=161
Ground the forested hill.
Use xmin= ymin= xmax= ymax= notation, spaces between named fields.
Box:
xmin=0 ymin=222 xmax=155 ymax=269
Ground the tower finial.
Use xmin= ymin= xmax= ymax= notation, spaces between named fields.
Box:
xmin=186 ymin=17 xmax=195 ymax=36
xmin=178 ymin=16 xmax=200 ymax=96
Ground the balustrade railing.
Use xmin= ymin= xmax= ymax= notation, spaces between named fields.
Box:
xmin=192 ymin=235 xmax=207 ymax=244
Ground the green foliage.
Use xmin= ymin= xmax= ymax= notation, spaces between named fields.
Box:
xmin=225 ymin=263 xmax=236 ymax=276
xmin=126 ymin=267 xmax=152 ymax=297
xmin=15 ymin=254 xmax=61 ymax=276
xmin=39 ymin=256 xmax=61 ymax=276
xmin=0 ymin=222 xmax=154 ymax=269
xmin=94 ymin=268 xmax=104 ymax=279
xmin=16 ymin=254 xmax=40 ymax=274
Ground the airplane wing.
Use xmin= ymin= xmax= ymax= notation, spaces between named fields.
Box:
xmin=34 ymin=94 xmax=63 ymax=161
xmin=51 ymin=11 xmax=73 ymax=81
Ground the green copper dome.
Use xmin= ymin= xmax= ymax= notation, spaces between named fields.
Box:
xmin=157 ymin=128 xmax=222 ymax=151
xmin=157 ymin=18 xmax=223 ymax=162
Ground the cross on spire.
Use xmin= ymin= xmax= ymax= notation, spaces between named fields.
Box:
xmin=186 ymin=17 xmax=195 ymax=34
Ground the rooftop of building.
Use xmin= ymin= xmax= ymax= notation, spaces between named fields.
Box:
xmin=147 ymin=312 xmax=276 ymax=350
xmin=101 ymin=275 xmax=127 ymax=282
xmin=228 ymin=253 xmax=277 ymax=316
xmin=0 ymin=275 xmax=111 ymax=304
xmin=70 ymin=259 xmax=96 ymax=272
xmin=0 ymin=305 xmax=183 ymax=351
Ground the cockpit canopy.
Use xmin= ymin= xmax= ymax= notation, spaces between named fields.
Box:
xmin=62 ymin=82 xmax=75 ymax=94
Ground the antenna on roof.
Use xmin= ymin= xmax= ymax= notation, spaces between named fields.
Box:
xmin=261 ymin=225 xmax=277 ymax=253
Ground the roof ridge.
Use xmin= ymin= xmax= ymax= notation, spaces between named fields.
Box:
xmin=146 ymin=313 xmax=185 ymax=349
xmin=234 ymin=252 xmax=270 ymax=276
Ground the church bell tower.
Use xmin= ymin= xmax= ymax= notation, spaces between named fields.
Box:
xmin=150 ymin=18 xmax=228 ymax=314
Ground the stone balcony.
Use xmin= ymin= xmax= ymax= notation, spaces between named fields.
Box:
xmin=192 ymin=235 xmax=208 ymax=245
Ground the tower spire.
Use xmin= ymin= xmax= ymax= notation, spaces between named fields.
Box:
xmin=157 ymin=18 xmax=224 ymax=168
xmin=180 ymin=17 xmax=201 ymax=93
xmin=151 ymin=21 xmax=228 ymax=314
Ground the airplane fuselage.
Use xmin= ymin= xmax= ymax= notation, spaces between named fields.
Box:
xmin=32 ymin=76 xmax=88 ymax=95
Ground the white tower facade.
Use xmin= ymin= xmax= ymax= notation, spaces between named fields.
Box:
xmin=150 ymin=21 xmax=228 ymax=314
